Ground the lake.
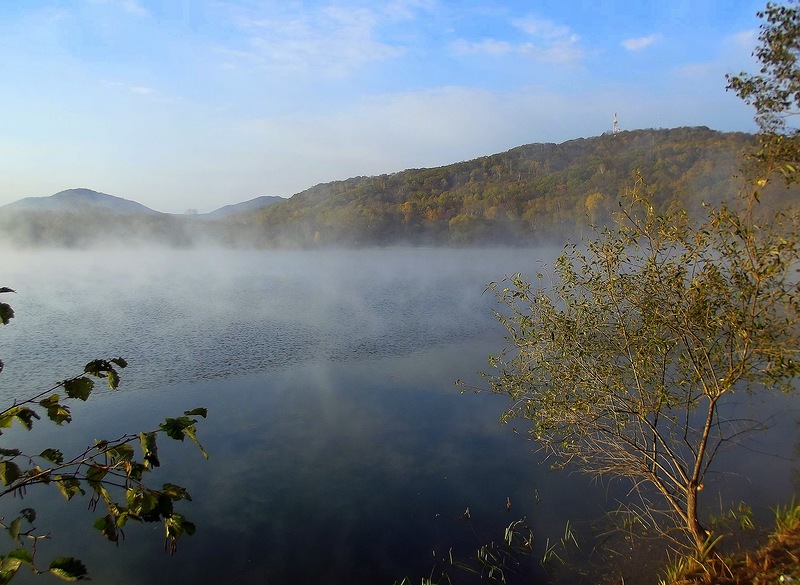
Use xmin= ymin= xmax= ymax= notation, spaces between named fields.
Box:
xmin=1 ymin=247 xmax=798 ymax=584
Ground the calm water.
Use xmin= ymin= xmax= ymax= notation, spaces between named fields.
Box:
xmin=0 ymin=247 xmax=798 ymax=584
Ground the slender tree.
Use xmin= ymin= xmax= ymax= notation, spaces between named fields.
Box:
xmin=482 ymin=2 xmax=800 ymax=553
xmin=482 ymin=177 xmax=799 ymax=550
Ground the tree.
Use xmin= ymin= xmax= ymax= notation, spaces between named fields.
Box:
xmin=481 ymin=176 xmax=799 ymax=552
xmin=477 ymin=3 xmax=800 ymax=555
xmin=727 ymin=1 xmax=800 ymax=185
xmin=0 ymin=287 xmax=207 ymax=582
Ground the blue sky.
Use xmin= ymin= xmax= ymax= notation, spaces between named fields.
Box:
xmin=0 ymin=0 xmax=769 ymax=213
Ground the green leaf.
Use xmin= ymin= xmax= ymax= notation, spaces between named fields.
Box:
xmin=63 ymin=378 xmax=93 ymax=401
xmin=0 ymin=449 xmax=21 ymax=458
xmin=54 ymin=476 xmax=84 ymax=500
xmin=85 ymin=464 xmax=107 ymax=483
xmin=93 ymin=515 xmax=119 ymax=542
xmin=0 ymin=461 xmax=21 ymax=486
xmin=126 ymin=487 xmax=160 ymax=517
xmin=38 ymin=394 xmax=59 ymax=408
xmin=6 ymin=549 xmax=33 ymax=565
xmin=127 ymin=461 xmax=147 ymax=482
xmin=160 ymin=416 xmax=209 ymax=457
xmin=164 ymin=513 xmax=196 ymax=544
xmin=110 ymin=357 xmax=127 ymax=368
xmin=171 ymin=514 xmax=196 ymax=537
xmin=0 ymin=549 xmax=34 ymax=583
xmin=82 ymin=358 xmax=123 ymax=388
xmin=14 ymin=408 xmax=39 ymax=430
xmin=39 ymin=448 xmax=64 ymax=464
xmin=0 ymin=407 xmax=40 ymax=431
xmin=107 ymin=369 xmax=120 ymax=390
xmin=25 ymin=465 xmax=49 ymax=484
xmin=7 ymin=518 xmax=21 ymax=543
xmin=19 ymin=508 xmax=36 ymax=523
xmin=0 ymin=303 xmax=14 ymax=326
xmin=82 ymin=358 xmax=123 ymax=389
xmin=83 ymin=359 xmax=108 ymax=377
xmin=159 ymin=417 xmax=187 ymax=441
xmin=44 ymin=403 xmax=72 ymax=425
xmin=162 ymin=483 xmax=192 ymax=502
xmin=183 ymin=425 xmax=208 ymax=460
xmin=48 ymin=557 xmax=88 ymax=581
xmin=0 ymin=558 xmax=21 ymax=582
xmin=183 ymin=407 xmax=207 ymax=418
xmin=106 ymin=443 xmax=134 ymax=463
xmin=115 ymin=511 xmax=132 ymax=527
xmin=139 ymin=494 xmax=173 ymax=523
xmin=139 ymin=432 xmax=160 ymax=468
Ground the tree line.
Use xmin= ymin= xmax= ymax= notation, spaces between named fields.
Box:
xmin=232 ymin=127 xmax=773 ymax=247
xmin=3 ymin=127 xmax=796 ymax=248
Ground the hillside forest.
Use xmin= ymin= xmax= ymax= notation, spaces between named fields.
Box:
xmin=2 ymin=127 xmax=796 ymax=248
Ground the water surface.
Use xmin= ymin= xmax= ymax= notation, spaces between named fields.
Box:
xmin=0 ymin=247 xmax=797 ymax=584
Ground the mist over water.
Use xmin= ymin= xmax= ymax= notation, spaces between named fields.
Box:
xmin=1 ymin=247 xmax=546 ymax=396
xmin=1 ymin=247 xmax=798 ymax=584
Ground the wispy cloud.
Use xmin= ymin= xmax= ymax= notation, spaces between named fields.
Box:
xmin=384 ymin=0 xmax=437 ymax=20
xmin=622 ymin=34 xmax=661 ymax=51
xmin=210 ymin=2 xmax=424 ymax=77
xmin=129 ymin=85 xmax=154 ymax=94
xmin=512 ymin=16 xmax=571 ymax=40
xmin=514 ymin=16 xmax=582 ymax=63
xmin=105 ymin=81 xmax=179 ymax=103
xmin=84 ymin=0 xmax=150 ymax=17
xmin=517 ymin=38 xmax=582 ymax=63
xmin=450 ymin=15 xmax=582 ymax=63
xmin=729 ymin=29 xmax=757 ymax=50
xmin=119 ymin=0 xmax=149 ymax=17
xmin=673 ymin=62 xmax=717 ymax=78
xmin=450 ymin=38 xmax=513 ymax=56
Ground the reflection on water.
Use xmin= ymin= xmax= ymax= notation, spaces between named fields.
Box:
xmin=1 ymin=248 xmax=798 ymax=584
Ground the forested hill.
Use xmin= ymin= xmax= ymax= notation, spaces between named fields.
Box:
xmin=220 ymin=126 xmax=779 ymax=247
xmin=2 ymin=127 xmax=795 ymax=248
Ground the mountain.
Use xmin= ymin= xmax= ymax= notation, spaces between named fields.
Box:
xmin=0 ymin=188 xmax=188 ymax=248
xmin=1 ymin=127 xmax=796 ymax=248
xmin=230 ymin=126 xmax=793 ymax=247
xmin=204 ymin=196 xmax=284 ymax=219
xmin=0 ymin=188 xmax=162 ymax=215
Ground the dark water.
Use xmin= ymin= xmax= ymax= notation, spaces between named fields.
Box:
xmin=0 ymin=247 xmax=798 ymax=584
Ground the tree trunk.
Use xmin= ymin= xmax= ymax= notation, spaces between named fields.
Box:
xmin=686 ymin=483 xmax=709 ymax=550
xmin=684 ymin=397 xmax=718 ymax=552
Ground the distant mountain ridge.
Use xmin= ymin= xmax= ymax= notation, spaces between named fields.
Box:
xmin=0 ymin=127 xmax=796 ymax=248
xmin=0 ymin=189 xmax=285 ymax=218
xmin=1 ymin=188 xmax=163 ymax=215
xmin=202 ymin=196 xmax=285 ymax=219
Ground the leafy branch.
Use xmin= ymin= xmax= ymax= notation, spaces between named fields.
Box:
xmin=0 ymin=286 xmax=207 ymax=582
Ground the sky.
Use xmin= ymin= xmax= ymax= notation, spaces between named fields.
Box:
xmin=0 ymin=0 xmax=771 ymax=213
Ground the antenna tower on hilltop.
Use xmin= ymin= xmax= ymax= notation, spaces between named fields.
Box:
xmin=612 ymin=112 xmax=620 ymax=135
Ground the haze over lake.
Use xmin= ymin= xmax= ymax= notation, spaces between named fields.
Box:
xmin=1 ymin=247 xmax=798 ymax=584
